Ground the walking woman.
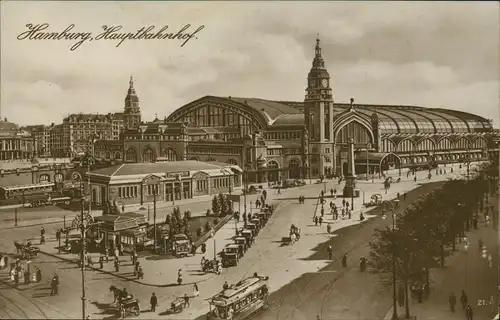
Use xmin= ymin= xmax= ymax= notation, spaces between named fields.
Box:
xmin=193 ymin=283 xmax=199 ymax=297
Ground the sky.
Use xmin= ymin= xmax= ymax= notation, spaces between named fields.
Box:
xmin=1 ymin=1 xmax=499 ymax=127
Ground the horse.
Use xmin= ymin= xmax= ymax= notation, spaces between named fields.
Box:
xmin=109 ymin=285 xmax=123 ymax=303
xmin=14 ymin=241 xmax=22 ymax=255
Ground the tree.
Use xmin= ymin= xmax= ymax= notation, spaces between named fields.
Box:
xmin=212 ymin=195 xmax=221 ymax=215
xmin=219 ymin=193 xmax=228 ymax=215
xmin=165 ymin=214 xmax=171 ymax=225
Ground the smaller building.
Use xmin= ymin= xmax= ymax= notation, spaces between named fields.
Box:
xmin=94 ymin=212 xmax=148 ymax=253
xmin=85 ymin=160 xmax=242 ymax=207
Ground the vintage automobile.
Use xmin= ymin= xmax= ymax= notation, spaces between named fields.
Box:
xmin=233 ymin=237 xmax=248 ymax=253
xmin=222 ymin=244 xmax=241 ymax=267
xmin=241 ymin=230 xmax=254 ymax=246
xmin=250 ymin=218 xmax=261 ymax=230
xmin=172 ymin=234 xmax=191 ymax=258
xmin=245 ymin=223 xmax=258 ymax=237
xmin=257 ymin=212 xmax=268 ymax=224
xmin=365 ymin=194 xmax=383 ymax=207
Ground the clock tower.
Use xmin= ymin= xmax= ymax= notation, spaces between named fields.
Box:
xmin=304 ymin=36 xmax=334 ymax=177
xmin=124 ymin=76 xmax=142 ymax=130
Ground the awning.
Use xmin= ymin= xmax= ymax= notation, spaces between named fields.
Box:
xmin=120 ymin=228 xmax=146 ymax=237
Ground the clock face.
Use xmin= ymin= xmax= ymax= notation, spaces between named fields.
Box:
xmin=321 ymin=79 xmax=328 ymax=88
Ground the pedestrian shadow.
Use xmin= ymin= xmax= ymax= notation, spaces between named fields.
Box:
xmin=158 ymin=309 xmax=175 ymax=316
xmin=90 ymin=301 xmax=118 ymax=317
xmin=32 ymin=292 xmax=52 ymax=298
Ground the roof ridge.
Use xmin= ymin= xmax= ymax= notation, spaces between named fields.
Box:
xmin=111 ymin=163 xmax=125 ymax=176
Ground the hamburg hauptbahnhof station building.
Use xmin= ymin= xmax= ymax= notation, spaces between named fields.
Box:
xmin=96 ymin=38 xmax=498 ymax=184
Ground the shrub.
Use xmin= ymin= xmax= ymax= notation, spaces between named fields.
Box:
xmin=206 ymin=209 xmax=211 ymax=216
xmin=196 ymin=227 xmax=203 ymax=237
xmin=205 ymin=221 xmax=212 ymax=232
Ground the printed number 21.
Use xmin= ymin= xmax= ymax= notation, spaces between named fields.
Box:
xmin=478 ymin=300 xmax=486 ymax=306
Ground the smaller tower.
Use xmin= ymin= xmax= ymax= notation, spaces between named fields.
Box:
xmin=124 ymin=76 xmax=141 ymax=130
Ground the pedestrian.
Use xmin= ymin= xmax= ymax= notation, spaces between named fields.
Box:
xmin=327 ymin=224 xmax=331 ymax=234
xmin=201 ymin=243 xmax=207 ymax=254
xmin=321 ymin=208 xmax=324 ymax=217
xmin=193 ymin=283 xmax=199 ymax=297
xmin=472 ymin=216 xmax=478 ymax=229
xmin=36 ymin=267 xmax=42 ymax=282
xmin=314 ymin=216 xmax=318 ymax=226
xmin=404 ymin=192 xmax=407 ymax=201
xmin=346 ymin=201 xmax=349 ymax=209
xmin=319 ymin=216 xmax=323 ymax=226
xmin=56 ymin=229 xmax=61 ymax=242
xmin=348 ymin=210 xmax=351 ymax=219
xmin=150 ymin=292 xmax=158 ymax=312
xmin=330 ymin=188 xmax=334 ymax=196
xmin=201 ymin=257 xmax=206 ymax=271
xmin=177 ymin=269 xmax=183 ymax=285
xmin=341 ymin=254 xmax=347 ymax=267
xmin=50 ymin=274 xmax=59 ymax=296
xmin=223 ymin=281 xmax=229 ymax=290
xmin=183 ymin=293 xmax=190 ymax=307
xmin=449 ymin=292 xmax=456 ymax=312
xmin=327 ymin=245 xmax=332 ymax=260
xmin=40 ymin=227 xmax=45 ymax=238
xmin=414 ymin=176 xmax=417 ymax=182
xmin=24 ymin=269 xmax=30 ymax=284
xmin=465 ymin=304 xmax=473 ymax=320
xmin=114 ymin=259 xmax=120 ymax=272
xmin=398 ymin=286 xmax=405 ymax=307
xmin=277 ymin=188 xmax=281 ymax=195
xmin=460 ymin=290 xmax=468 ymax=310
xmin=137 ymin=266 xmax=143 ymax=279
xmin=99 ymin=256 xmax=104 ymax=269
xmin=87 ymin=254 xmax=93 ymax=267
xmin=0 ymin=256 xmax=5 ymax=270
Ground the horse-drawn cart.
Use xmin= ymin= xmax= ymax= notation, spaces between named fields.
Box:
xmin=170 ymin=297 xmax=185 ymax=313
xmin=14 ymin=241 xmax=40 ymax=259
xmin=119 ymin=297 xmax=140 ymax=318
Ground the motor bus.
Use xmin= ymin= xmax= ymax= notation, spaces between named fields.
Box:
xmin=208 ymin=275 xmax=269 ymax=320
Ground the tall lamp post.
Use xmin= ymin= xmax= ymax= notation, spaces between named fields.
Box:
xmin=381 ymin=199 xmax=400 ymax=320
xmin=72 ymin=183 xmax=103 ymax=320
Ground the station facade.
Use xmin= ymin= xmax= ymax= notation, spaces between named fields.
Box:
xmin=96 ymin=38 xmax=499 ymax=182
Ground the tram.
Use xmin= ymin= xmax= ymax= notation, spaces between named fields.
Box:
xmin=208 ymin=275 xmax=269 ymax=320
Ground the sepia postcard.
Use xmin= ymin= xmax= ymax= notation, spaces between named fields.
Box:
xmin=0 ymin=1 xmax=499 ymax=320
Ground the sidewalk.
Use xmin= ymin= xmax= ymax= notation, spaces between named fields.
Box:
xmin=37 ymin=199 xmax=271 ymax=288
xmin=383 ymin=193 xmax=498 ymax=320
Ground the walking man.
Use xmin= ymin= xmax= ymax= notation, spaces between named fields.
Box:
xmin=150 ymin=292 xmax=158 ymax=312
xmin=448 ymin=292 xmax=456 ymax=312
xmin=183 ymin=293 xmax=190 ymax=308
xmin=50 ymin=274 xmax=59 ymax=296
xmin=460 ymin=290 xmax=468 ymax=310
xmin=465 ymin=304 xmax=473 ymax=320
xmin=327 ymin=245 xmax=332 ymax=260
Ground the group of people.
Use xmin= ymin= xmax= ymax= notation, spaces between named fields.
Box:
xmin=448 ymin=290 xmax=474 ymax=320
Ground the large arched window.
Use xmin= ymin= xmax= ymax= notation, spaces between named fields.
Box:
xmin=114 ymin=152 xmax=122 ymax=160
xmin=143 ymin=148 xmax=156 ymax=163
xmin=456 ymin=137 xmax=470 ymax=150
xmin=105 ymin=152 xmax=111 ymax=160
xmin=397 ymin=139 xmax=415 ymax=153
xmin=163 ymin=148 xmax=179 ymax=161
xmin=267 ymin=160 xmax=279 ymax=169
xmin=416 ymin=138 xmax=435 ymax=152
xmin=472 ymin=136 xmax=487 ymax=149
xmin=437 ymin=137 xmax=453 ymax=151
xmin=227 ymin=159 xmax=238 ymax=165
xmin=267 ymin=160 xmax=280 ymax=182
xmin=125 ymin=148 xmax=138 ymax=162
xmin=336 ymin=121 xmax=372 ymax=144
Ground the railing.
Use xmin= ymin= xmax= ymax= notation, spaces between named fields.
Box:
xmin=193 ymin=214 xmax=232 ymax=248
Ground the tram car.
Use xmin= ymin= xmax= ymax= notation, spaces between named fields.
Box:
xmin=208 ymin=275 xmax=269 ymax=320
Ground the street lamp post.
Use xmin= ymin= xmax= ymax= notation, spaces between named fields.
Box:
xmin=143 ymin=177 xmax=159 ymax=253
xmin=464 ymin=237 xmax=469 ymax=291
xmin=382 ymin=199 xmax=400 ymax=320
xmin=210 ymin=231 xmax=216 ymax=261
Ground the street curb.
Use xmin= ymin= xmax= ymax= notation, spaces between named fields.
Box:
xmin=39 ymin=250 xmax=216 ymax=288
xmin=0 ymin=219 xmax=68 ymax=231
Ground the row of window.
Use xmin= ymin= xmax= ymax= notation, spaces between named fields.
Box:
xmin=378 ymin=119 xmax=486 ymax=134
xmin=196 ymin=180 xmax=208 ymax=192
xmin=264 ymin=131 xmax=302 ymax=141
xmin=380 ymin=137 xmax=488 ymax=153
xmin=180 ymin=109 xmax=257 ymax=136
xmin=214 ymin=178 xmax=230 ymax=189
xmin=118 ymin=186 xmax=139 ymax=198
xmin=187 ymin=147 xmax=241 ymax=155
